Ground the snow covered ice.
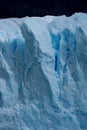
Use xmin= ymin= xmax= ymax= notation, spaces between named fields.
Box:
xmin=0 ymin=13 xmax=87 ymax=130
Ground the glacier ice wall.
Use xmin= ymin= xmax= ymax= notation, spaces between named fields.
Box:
xmin=0 ymin=13 xmax=87 ymax=130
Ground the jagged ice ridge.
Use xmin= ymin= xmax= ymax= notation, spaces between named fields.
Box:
xmin=0 ymin=13 xmax=87 ymax=130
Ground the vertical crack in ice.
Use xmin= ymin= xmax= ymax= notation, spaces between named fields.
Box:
xmin=50 ymin=32 xmax=61 ymax=73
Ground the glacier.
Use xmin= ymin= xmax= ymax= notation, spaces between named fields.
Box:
xmin=0 ymin=13 xmax=87 ymax=130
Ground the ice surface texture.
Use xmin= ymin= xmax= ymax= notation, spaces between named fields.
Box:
xmin=0 ymin=13 xmax=87 ymax=130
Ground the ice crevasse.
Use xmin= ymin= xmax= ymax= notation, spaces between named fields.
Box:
xmin=0 ymin=13 xmax=87 ymax=130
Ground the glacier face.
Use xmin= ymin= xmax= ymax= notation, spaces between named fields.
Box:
xmin=0 ymin=13 xmax=87 ymax=130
